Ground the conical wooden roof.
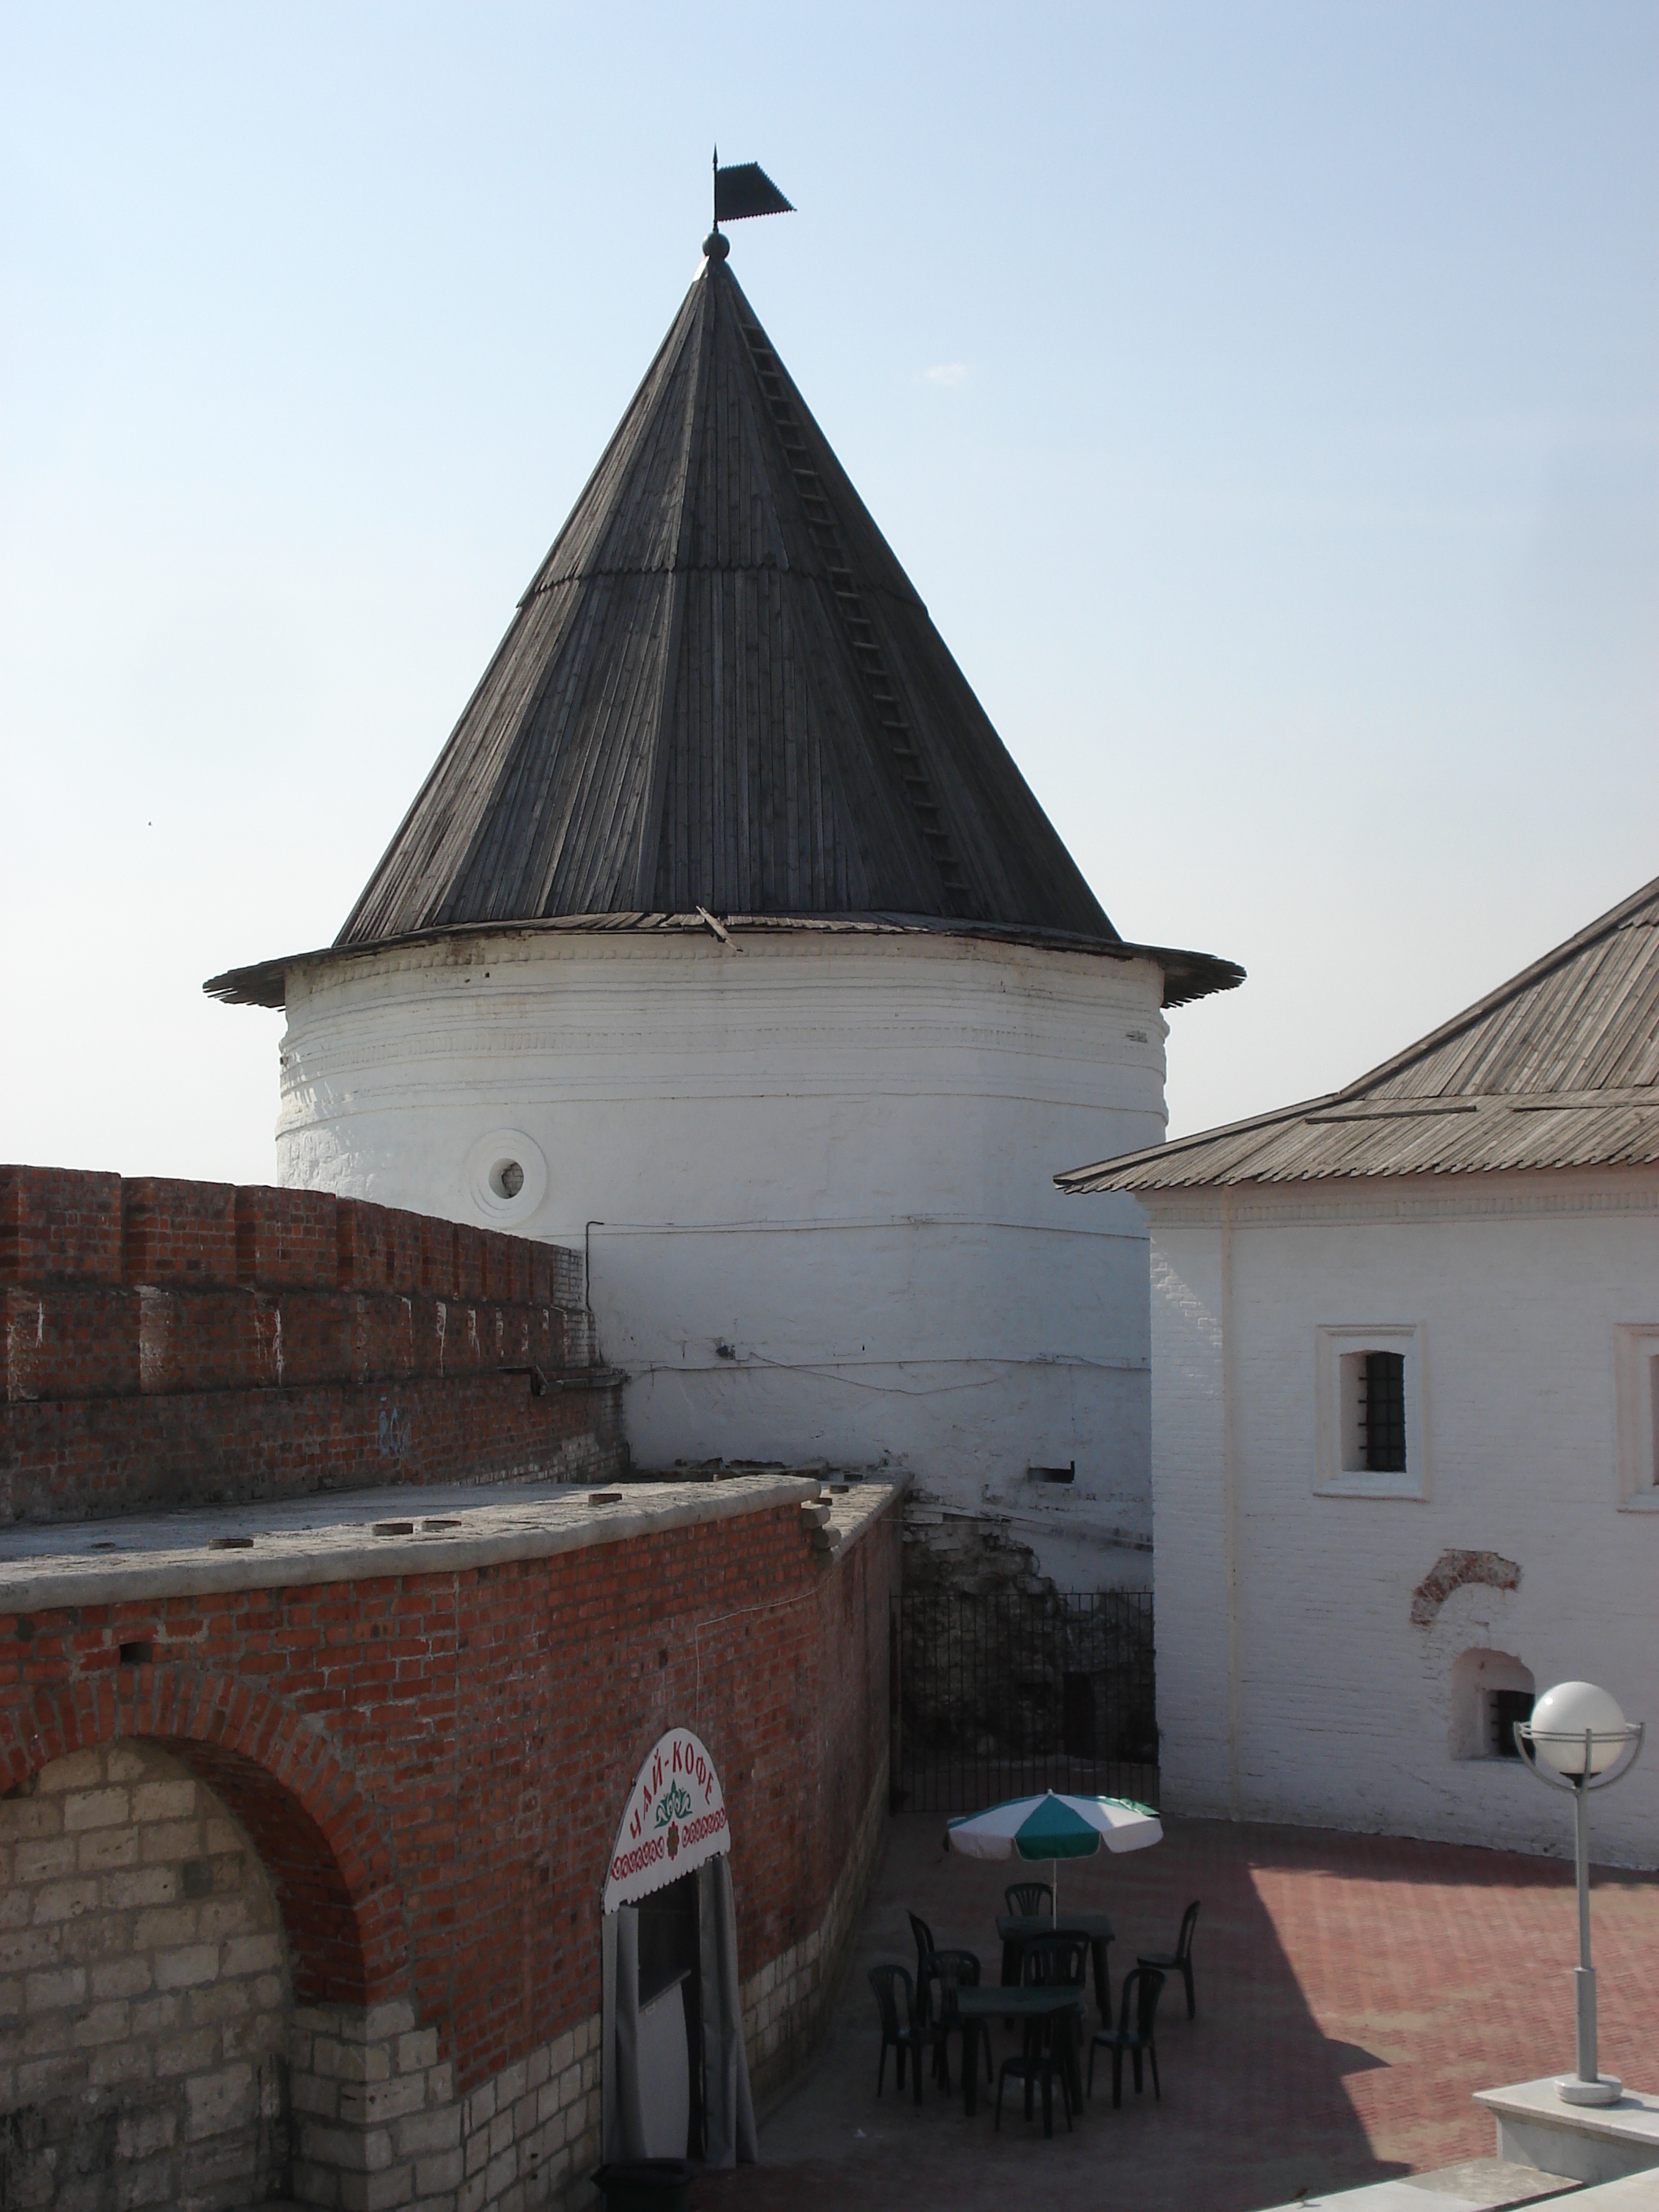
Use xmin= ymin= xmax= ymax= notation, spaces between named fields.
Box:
xmin=342 ymin=243 xmax=1115 ymax=943
xmin=208 ymin=240 xmax=1243 ymax=1012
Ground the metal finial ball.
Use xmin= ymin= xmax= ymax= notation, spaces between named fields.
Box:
xmin=703 ymin=232 xmax=730 ymax=262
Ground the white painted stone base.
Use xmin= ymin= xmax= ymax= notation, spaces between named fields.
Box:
xmin=1476 ymin=2078 xmax=1659 ymax=2186
xmin=1559 ymin=2075 xmax=1625 ymax=2107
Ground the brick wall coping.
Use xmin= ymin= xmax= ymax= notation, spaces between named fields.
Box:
xmin=0 ymin=1471 xmax=903 ymax=1613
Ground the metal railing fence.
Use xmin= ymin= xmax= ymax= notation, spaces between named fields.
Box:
xmin=889 ymin=1588 xmax=1158 ymax=1815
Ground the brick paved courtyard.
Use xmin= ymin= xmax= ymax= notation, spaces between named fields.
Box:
xmin=696 ymin=1812 xmax=1658 ymax=2212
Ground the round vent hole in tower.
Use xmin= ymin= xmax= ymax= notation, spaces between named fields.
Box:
xmin=463 ymin=1129 xmax=548 ymax=1224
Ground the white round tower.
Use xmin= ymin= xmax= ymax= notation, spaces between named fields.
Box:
xmin=211 ymin=233 xmax=1240 ymax=1585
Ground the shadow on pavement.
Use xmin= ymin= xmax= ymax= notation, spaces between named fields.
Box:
xmin=693 ymin=1812 xmax=1397 ymax=2212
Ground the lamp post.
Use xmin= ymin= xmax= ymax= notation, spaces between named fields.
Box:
xmin=1514 ymin=1679 xmax=1643 ymax=2107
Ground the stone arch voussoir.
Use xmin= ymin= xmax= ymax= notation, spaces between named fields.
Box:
xmin=1410 ymin=1548 xmax=1522 ymax=1628
xmin=0 ymin=1670 xmax=408 ymax=2004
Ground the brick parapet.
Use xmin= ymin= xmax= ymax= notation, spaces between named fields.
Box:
xmin=2 ymin=1370 xmax=621 ymax=1527
xmin=0 ymin=1166 xmax=613 ymax=1524
xmin=1 ymin=1169 xmax=583 ymax=1309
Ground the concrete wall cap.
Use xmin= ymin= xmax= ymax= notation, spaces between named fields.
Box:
xmin=0 ymin=1472 xmax=906 ymax=1611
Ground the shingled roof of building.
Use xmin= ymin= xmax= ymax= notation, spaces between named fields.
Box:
xmin=207 ymin=239 xmax=1241 ymax=1013
xmin=1057 ymin=873 xmax=1659 ymax=1192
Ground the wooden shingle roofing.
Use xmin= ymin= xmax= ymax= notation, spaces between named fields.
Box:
xmin=207 ymin=241 xmax=1241 ymax=1013
xmin=1058 ymin=874 xmax=1659 ymax=1192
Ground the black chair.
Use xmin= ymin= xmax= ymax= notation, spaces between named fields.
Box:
xmin=925 ymin=1946 xmax=991 ymax=2089
xmin=906 ymin=1910 xmax=937 ymax=2019
xmin=867 ymin=1963 xmax=928 ymax=2103
xmin=1023 ymin=1932 xmax=1089 ymax=1992
xmin=992 ymin=1936 xmax=1086 ymax=2139
xmin=994 ymin=1932 xmax=1089 ymax=2135
xmin=1005 ymin=1880 xmax=1053 ymax=1921
xmin=1088 ymin=1965 xmax=1166 ymax=2108
xmin=1137 ymin=1899 xmax=1200 ymax=2020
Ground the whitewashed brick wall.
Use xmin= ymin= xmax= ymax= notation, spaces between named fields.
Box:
xmin=1146 ymin=1172 xmax=1659 ymax=1866
xmin=0 ymin=1741 xmax=290 ymax=2210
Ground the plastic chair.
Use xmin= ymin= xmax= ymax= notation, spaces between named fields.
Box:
xmin=1004 ymin=1880 xmax=1053 ymax=1921
xmin=999 ymin=1999 xmax=1079 ymax=2132
xmin=867 ymin=1963 xmax=928 ymax=2103
xmin=1088 ymin=1965 xmax=1166 ymax=2108
xmin=925 ymin=1946 xmax=991 ymax=2089
xmin=906 ymin=1910 xmax=937 ymax=2019
xmin=1022 ymin=1932 xmax=1089 ymax=1991
xmin=1137 ymin=1899 xmax=1200 ymax=2020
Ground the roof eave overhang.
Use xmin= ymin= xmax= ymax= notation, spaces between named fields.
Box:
xmin=204 ymin=915 xmax=1245 ymax=1012
xmin=1056 ymin=1095 xmax=1336 ymax=1196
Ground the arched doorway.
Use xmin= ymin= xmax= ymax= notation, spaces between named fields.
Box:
xmin=600 ymin=1729 xmax=756 ymax=2172
xmin=1 ymin=1676 xmax=413 ymax=2212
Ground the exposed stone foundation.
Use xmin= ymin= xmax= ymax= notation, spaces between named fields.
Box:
xmin=290 ymin=2001 xmax=601 ymax=2212
xmin=0 ymin=1742 xmax=290 ymax=2212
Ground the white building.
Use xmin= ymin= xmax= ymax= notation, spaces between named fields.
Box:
xmin=1060 ymin=877 xmax=1659 ymax=1861
xmin=210 ymin=231 xmax=1239 ymax=1586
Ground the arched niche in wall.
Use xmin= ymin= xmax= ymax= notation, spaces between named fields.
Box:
xmin=0 ymin=1741 xmax=293 ymax=2210
xmin=599 ymin=1728 xmax=755 ymax=2174
xmin=1449 ymin=1647 xmax=1535 ymax=1762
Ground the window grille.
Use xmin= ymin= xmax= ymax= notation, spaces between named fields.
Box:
xmin=1489 ymin=1687 xmax=1535 ymax=1760
xmin=1358 ymin=1350 xmax=1407 ymax=1472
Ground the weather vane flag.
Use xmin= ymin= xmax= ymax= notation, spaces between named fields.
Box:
xmin=712 ymin=150 xmax=794 ymax=229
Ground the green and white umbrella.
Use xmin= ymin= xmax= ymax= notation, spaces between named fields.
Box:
xmin=944 ymin=1790 xmax=1162 ymax=1916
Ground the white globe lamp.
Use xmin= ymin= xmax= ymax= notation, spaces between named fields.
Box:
xmin=1514 ymin=1679 xmax=1643 ymax=2107
xmin=1527 ymin=1681 xmax=1632 ymax=1779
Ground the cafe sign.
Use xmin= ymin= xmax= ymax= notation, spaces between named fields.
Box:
xmin=603 ymin=1728 xmax=730 ymax=1913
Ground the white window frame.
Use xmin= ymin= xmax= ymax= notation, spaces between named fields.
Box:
xmin=1314 ymin=1323 xmax=1427 ymax=1500
xmin=1613 ymin=1324 xmax=1659 ymax=1512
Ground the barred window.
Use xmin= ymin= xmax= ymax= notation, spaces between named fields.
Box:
xmin=1489 ymin=1687 xmax=1535 ymax=1760
xmin=1320 ymin=1326 xmax=1424 ymax=1496
xmin=1357 ymin=1350 xmax=1407 ymax=1473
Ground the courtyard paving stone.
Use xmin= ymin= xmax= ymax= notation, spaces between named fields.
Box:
xmin=695 ymin=1812 xmax=1657 ymax=2212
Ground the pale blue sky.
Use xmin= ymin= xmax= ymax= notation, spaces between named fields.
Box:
xmin=3 ymin=2 xmax=1655 ymax=1180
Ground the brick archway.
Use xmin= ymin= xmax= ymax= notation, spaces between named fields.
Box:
xmin=0 ymin=1669 xmax=408 ymax=2003
xmin=1409 ymin=1548 xmax=1522 ymax=1627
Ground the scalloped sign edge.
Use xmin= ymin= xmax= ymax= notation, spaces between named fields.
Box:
xmin=603 ymin=1727 xmax=731 ymax=1913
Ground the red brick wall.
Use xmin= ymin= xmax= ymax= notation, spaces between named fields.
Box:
xmin=0 ymin=1491 xmax=901 ymax=2096
xmin=1 ymin=1167 xmax=620 ymax=1521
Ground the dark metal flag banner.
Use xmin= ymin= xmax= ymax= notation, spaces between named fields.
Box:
xmin=712 ymin=152 xmax=795 ymax=227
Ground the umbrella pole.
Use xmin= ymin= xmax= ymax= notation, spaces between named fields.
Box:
xmin=1053 ymin=1860 xmax=1058 ymax=1922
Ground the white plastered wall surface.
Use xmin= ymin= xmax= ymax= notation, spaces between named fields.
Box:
xmin=274 ymin=928 xmax=1167 ymax=1585
xmin=1147 ymin=1168 xmax=1659 ymax=1866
